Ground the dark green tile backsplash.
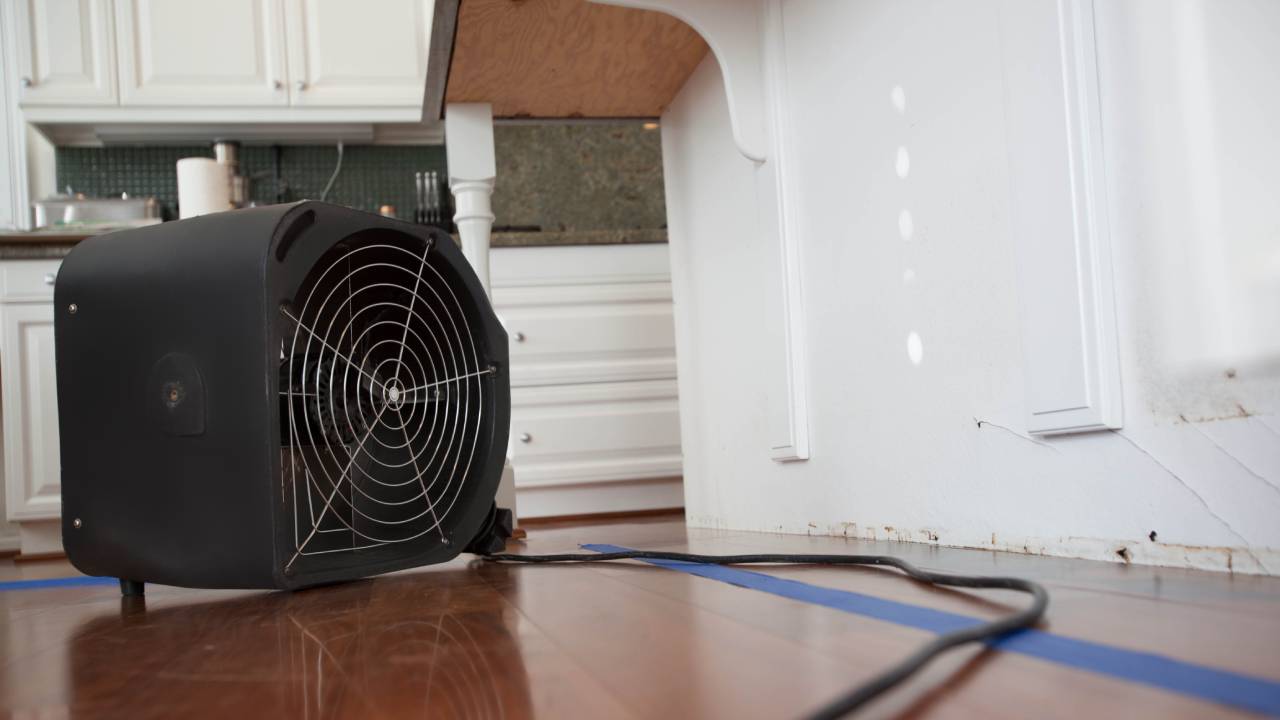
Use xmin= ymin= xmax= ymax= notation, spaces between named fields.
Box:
xmin=54 ymin=123 xmax=667 ymax=231
xmin=56 ymin=144 xmax=446 ymax=221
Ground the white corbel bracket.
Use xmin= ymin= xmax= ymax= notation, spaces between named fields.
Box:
xmin=591 ymin=0 xmax=811 ymax=462
xmin=591 ymin=0 xmax=769 ymax=163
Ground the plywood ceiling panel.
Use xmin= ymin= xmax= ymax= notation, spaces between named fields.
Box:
xmin=445 ymin=0 xmax=709 ymax=118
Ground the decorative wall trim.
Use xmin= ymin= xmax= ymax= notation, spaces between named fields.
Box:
xmin=1001 ymin=0 xmax=1122 ymax=434
xmin=759 ymin=0 xmax=809 ymax=460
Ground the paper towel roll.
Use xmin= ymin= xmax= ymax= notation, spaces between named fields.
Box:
xmin=177 ymin=157 xmax=231 ymax=219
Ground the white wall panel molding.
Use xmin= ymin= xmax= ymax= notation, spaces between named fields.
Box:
xmin=757 ymin=0 xmax=809 ymax=461
xmin=1001 ymin=0 xmax=1122 ymax=435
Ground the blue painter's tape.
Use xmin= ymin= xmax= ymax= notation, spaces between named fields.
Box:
xmin=0 ymin=576 xmax=118 ymax=592
xmin=583 ymin=544 xmax=1280 ymax=717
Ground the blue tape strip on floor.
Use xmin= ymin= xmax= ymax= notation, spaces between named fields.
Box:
xmin=0 ymin=576 xmax=117 ymax=592
xmin=584 ymin=543 xmax=1280 ymax=717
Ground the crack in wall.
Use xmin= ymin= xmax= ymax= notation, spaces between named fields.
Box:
xmin=1111 ymin=430 xmax=1265 ymax=570
xmin=973 ymin=417 xmax=1061 ymax=452
xmin=1186 ymin=422 xmax=1280 ymax=497
xmin=1255 ymin=415 xmax=1280 ymax=439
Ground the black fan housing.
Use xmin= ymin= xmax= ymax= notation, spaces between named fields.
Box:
xmin=54 ymin=202 xmax=510 ymax=590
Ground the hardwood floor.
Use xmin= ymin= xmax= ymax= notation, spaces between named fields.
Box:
xmin=1 ymin=515 xmax=1278 ymax=718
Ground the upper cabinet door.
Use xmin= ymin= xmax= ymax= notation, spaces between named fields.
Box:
xmin=115 ymin=0 xmax=288 ymax=106
xmin=284 ymin=0 xmax=431 ymax=108
xmin=12 ymin=0 xmax=118 ymax=106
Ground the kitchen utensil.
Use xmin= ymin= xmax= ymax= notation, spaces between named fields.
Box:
xmin=214 ymin=140 xmax=250 ymax=208
xmin=414 ymin=171 xmax=425 ymax=224
xmin=427 ymin=171 xmax=439 ymax=225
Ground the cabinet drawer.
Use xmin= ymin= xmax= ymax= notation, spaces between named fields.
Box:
xmin=510 ymin=381 xmax=682 ymax=487
xmin=491 ymin=244 xmax=677 ymax=387
xmin=501 ymin=300 xmax=676 ymax=386
xmin=0 ymin=260 xmax=62 ymax=302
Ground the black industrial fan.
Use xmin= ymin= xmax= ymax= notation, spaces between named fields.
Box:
xmin=54 ymin=201 xmax=512 ymax=593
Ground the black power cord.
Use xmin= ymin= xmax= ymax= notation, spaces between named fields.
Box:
xmin=481 ymin=549 xmax=1049 ymax=718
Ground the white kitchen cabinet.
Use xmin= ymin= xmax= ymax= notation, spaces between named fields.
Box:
xmin=9 ymin=0 xmax=118 ymax=106
xmin=491 ymin=243 xmax=684 ymax=519
xmin=114 ymin=0 xmax=289 ymax=106
xmin=284 ymin=0 xmax=432 ymax=108
xmin=9 ymin=0 xmax=430 ymax=115
xmin=0 ymin=260 xmax=63 ymax=533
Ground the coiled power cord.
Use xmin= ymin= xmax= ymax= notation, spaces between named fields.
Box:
xmin=482 ymin=549 xmax=1049 ymax=718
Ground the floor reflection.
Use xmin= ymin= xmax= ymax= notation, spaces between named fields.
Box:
xmin=67 ymin=569 xmax=533 ymax=719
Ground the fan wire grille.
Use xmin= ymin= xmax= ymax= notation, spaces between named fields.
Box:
xmin=279 ymin=241 xmax=492 ymax=571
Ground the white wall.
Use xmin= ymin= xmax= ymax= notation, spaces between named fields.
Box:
xmin=662 ymin=0 xmax=1280 ymax=574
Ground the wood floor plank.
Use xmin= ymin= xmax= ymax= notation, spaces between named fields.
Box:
xmin=672 ymin=533 xmax=1280 ymax=679
xmin=1 ymin=517 xmax=1277 ymax=719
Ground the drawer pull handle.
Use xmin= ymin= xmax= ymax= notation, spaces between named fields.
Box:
xmin=513 ymin=331 xmax=525 ymax=342
xmin=519 ymin=433 xmax=532 ymax=444
xmin=43 ymin=273 xmax=56 ymax=286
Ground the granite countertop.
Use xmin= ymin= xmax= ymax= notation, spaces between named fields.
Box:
xmin=489 ymin=228 xmax=666 ymax=247
xmin=0 ymin=226 xmax=667 ymax=260
xmin=0 ymin=232 xmax=86 ymax=259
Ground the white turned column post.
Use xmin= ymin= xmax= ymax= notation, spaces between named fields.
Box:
xmin=444 ymin=103 xmax=519 ymax=525
xmin=451 ymin=179 xmax=494 ymax=292
xmin=445 ymin=103 xmax=497 ymax=291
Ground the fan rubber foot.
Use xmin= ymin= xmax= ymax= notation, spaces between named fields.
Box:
xmin=119 ymin=579 xmax=145 ymax=597
xmin=465 ymin=504 xmax=514 ymax=555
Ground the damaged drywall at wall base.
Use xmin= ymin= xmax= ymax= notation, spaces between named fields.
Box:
xmin=695 ymin=514 xmax=1280 ymax=575
xmin=679 ymin=409 xmax=1280 ymax=575
xmin=662 ymin=0 xmax=1280 ymax=578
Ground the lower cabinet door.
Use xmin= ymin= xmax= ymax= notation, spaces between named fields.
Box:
xmin=1 ymin=301 xmax=62 ymax=522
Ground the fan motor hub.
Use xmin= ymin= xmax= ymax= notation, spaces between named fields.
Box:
xmin=385 ymin=380 xmax=405 ymax=408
